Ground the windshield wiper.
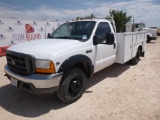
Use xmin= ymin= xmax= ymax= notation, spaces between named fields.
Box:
xmin=54 ymin=36 xmax=74 ymax=39
xmin=53 ymin=36 xmax=82 ymax=41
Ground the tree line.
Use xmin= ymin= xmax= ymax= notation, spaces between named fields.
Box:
xmin=76 ymin=10 xmax=132 ymax=33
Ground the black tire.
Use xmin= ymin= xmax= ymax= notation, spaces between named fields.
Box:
xmin=130 ymin=49 xmax=140 ymax=65
xmin=147 ymin=36 xmax=151 ymax=43
xmin=56 ymin=67 xmax=86 ymax=103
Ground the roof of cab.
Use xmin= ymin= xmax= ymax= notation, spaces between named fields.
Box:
xmin=67 ymin=19 xmax=110 ymax=23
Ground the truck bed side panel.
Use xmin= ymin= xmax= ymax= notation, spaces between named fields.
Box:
xmin=115 ymin=31 xmax=146 ymax=64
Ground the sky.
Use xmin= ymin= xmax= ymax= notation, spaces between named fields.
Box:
xmin=0 ymin=0 xmax=160 ymax=27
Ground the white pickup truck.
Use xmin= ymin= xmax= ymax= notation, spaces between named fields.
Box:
xmin=4 ymin=18 xmax=147 ymax=103
xmin=142 ymin=28 xmax=157 ymax=43
xmin=126 ymin=22 xmax=157 ymax=43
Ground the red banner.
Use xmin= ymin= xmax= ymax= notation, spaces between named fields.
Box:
xmin=0 ymin=46 xmax=10 ymax=57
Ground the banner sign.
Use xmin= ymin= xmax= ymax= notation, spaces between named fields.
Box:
xmin=0 ymin=18 xmax=63 ymax=47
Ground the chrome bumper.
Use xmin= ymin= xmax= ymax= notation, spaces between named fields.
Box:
xmin=4 ymin=65 xmax=63 ymax=89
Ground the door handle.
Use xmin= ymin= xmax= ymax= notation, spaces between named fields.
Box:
xmin=86 ymin=50 xmax=92 ymax=53
xmin=113 ymin=43 xmax=116 ymax=49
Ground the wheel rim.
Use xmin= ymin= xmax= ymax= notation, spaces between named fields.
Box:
xmin=69 ymin=78 xmax=83 ymax=97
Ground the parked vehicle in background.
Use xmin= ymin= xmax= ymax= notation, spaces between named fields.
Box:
xmin=157 ymin=28 xmax=160 ymax=36
xmin=134 ymin=23 xmax=145 ymax=32
xmin=142 ymin=28 xmax=157 ymax=43
xmin=126 ymin=22 xmax=157 ymax=43
xmin=4 ymin=16 xmax=147 ymax=103
xmin=134 ymin=23 xmax=157 ymax=43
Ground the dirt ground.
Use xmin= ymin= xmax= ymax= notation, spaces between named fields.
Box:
xmin=0 ymin=37 xmax=160 ymax=120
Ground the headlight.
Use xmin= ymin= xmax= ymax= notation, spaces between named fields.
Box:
xmin=36 ymin=59 xmax=50 ymax=69
xmin=35 ymin=59 xmax=56 ymax=74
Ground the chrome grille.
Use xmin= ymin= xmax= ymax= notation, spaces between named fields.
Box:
xmin=6 ymin=51 xmax=35 ymax=76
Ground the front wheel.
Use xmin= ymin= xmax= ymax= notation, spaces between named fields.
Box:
xmin=130 ymin=49 xmax=140 ymax=65
xmin=56 ymin=67 xmax=86 ymax=103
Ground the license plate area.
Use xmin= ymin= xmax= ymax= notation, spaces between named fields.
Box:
xmin=10 ymin=77 xmax=18 ymax=87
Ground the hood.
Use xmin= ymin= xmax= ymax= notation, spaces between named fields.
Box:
xmin=8 ymin=39 xmax=83 ymax=59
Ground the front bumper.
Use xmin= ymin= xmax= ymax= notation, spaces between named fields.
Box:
xmin=4 ymin=65 xmax=63 ymax=94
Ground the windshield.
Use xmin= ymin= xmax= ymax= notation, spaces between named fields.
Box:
xmin=50 ymin=21 xmax=96 ymax=41
xmin=135 ymin=23 xmax=145 ymax=28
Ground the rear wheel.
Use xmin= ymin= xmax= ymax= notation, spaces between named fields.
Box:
xmin=130 ymin=49 xmax=140 ymax=65
xmin=147 ymin=36 xmax=151 ymax=43
xmin=56 ymin=67 xmax=86 ymax=103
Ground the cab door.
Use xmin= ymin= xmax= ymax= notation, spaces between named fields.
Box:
xmin=94 ymin=22 xmax=116 ymax=72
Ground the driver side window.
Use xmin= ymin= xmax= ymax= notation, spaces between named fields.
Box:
xmin=95 ymin=22 xmax=111 ymax=38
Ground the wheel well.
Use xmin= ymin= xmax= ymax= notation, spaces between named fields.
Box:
xmin=58 ymin=55 xmax=94 ymax=78
xmin=71 ymin=62 xmax=92 ymax=78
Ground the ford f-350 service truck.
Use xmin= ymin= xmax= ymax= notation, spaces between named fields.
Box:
xmin=126 ymin=22 xmax=157 ymax=43
xmin=4 ymin=18 xmax=147 ymax=103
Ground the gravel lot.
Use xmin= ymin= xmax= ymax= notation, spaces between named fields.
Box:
xmin=0 ymin=37 xmax=160 ymax=120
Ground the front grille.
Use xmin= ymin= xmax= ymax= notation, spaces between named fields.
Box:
xmin=6 ymin=50 xmax=35 ymax=76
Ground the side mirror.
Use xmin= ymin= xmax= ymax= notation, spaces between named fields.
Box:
xmin=93 ymin=33 xmax=115 ymax=45
xmin=106 ymin=33 xmax=114 ymax=45
xmin=93 ymin=35 xmax=105 ymax=45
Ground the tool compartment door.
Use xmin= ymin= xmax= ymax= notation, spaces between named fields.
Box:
xmin=124 ymin=34 xmax=133 ymax=62
xmin=116 ymin=33 xmax=133 ymax=64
